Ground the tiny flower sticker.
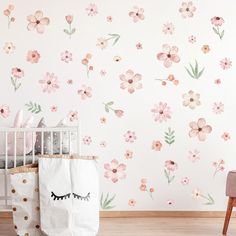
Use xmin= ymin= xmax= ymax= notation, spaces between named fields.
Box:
xmin=179 ymin=2 xmax=196 ymax=18
xmin=188 ymin=149 xmax=200 ymax=162
xmin=188 ymin=35 xmax=196 ymax=43
xmin=211 ymin=16 xmax=225 ymax=39
xmin=151 ymin=102 xmax=171 ymax=123
xmin=139 ymin=178 xmax=154 ymax=199
xmin=181 ymin=177 xmax=190 ymax=185
xmin=81 ymin=53 xmax=93 ymax=78
xmin=27 ymin=50 xmax=40 ymax=64
xmin=212 ymin=102 xmax=224 ymax=114
xmin=67 ymin=111 xmax=78 ymax=122
xmin=64 ymin=15 xmax=76 ymax=39
xmin=3 ymin=42 xmax=15 ymax=54
xmin=86 ymin=3 xmax=98 ymax=16
xmin=124 ymin=131 xmax=137 ymax=143
xmin=27 ymin=10 xmax=50 ymax=34
xmin=128 ymin=199 xmax=136 ymax=207
xmin=125 ymin=150 xmax=133 ymax=159
xmin=61 ymin=50 xmax=72 ymax=63
xmin=0 ymin=105 xmax=10 ymax=118
xmin=189 ymin=118 xmax=212 ymax=141
xmin=152 ymin=140 xmax=163 ymax=151
xmin=164 ymin=160 xmax=178 ymax=184
xmin=201 ymin=45 xmax=210 ymax=54
xmin=157 ymin=44 xmax=180 ymax=68
xmin=104 ymin=159 xmax=126 ymax=183
xmin=3 ymin=4 xmax=15 ymax=28
xmin=213 ymin=159 xmax=225 ymax=177
xmin=39 ymin=72 xmax=59 ymax=93
xmin=83 ymin=136 xmax=92 ymax=145
xmin=162 ymin=22 xmax=174 ymax=35
xmin=129 ymin=6 xmax=145 ymax=23
xmin=221 ymin=132 xmax=230 ymax=141
xmin=220 ymin=58 xmax=232 ymax=70
xmin=182 ymin=90 xmax=201 ymax=109
xmin=11 ymin=67 xmax=24 ymax=91
xmin=77 ymin=85 xmax=92 ymax=100
xmin=103 ymin=101 xmax=124 ymax=118
xmin=119 ymin=70 xmax=142 ymax=94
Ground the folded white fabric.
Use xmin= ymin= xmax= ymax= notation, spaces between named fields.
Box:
xmin=10 ymin=164 xmax=44 ymax=236
xmin=39 ymin=154 xmax=99 ymax=236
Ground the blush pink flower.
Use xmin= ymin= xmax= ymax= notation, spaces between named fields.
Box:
xmin=50 ymin=105 xmax=57 ymax=112
xmin=77 ymin=85 xmax=92 ymax=99
xmin=86 ymin=3 xmax=98 ymax=16
xmin=189 ymin=118 xmax=212 ymax=141
xmin=181 ymin=177 xmax=190 ymax=185
xmin=212 ymin=102 xmax=224 ymax=114
xmin=136 ymin=42 xmax=143 ymax=49
xmin=179 ymin=1 xmax=196 ymax=18
xmin=211 ymin=16 xmax=224 ymax=26
xmin=104 ymin=159 xmax=126 ymax=183
xmin=152 ymin=140 xmax=163 ymax=151
xmin=61 ymin=50 xmax=72 ymax=63
xmin=124 ymin=131 xmax=137 ymax=143
xmin=220 ymin=58 xmax=232 ymax=70
xmin=157 ymin=44 xmax=180 ymax=68
xmin=125 ymin=150 xmax=133 ymax=159
xmin=129 ymin=6 xmax=145 ymax=23
xmin=119 ymin=70 xmax=142 ymax=94
xmin=100 ymin=117 xmax=106 ymax=124
xmin=162 ymin=22 xmax=175 ymax=34
xmin=151 ymin=102 xmax=171 ymax=123
xmin=165 ymin=160 xmax=178 ymax=171
xmin=167 ymin=200 xmax=174 ymax=206
xmin=188 ymin=149 xmax=200 ymax=162
xmin=27 ymin=10 xmax=50 ymax=34
xmin=39 ymin=73 xmax=59 ymax=93
xmin=221 ymin=132 xmax=230 ymax=141
xmin=100 ymin=141 xmax=107 ymax=148
xmin=67 ymin=111 xmax=78 ymax=122
xmin=128 ymin=199 xmax=136 ymax=207
xmin=83 ymin=136 xmax=92 ymax=145
xmin=114 ymin=110 xmax=124 ymax=118
xmin=100 ymin=70 xmax=106 ymax=76
xmin=188 ymin=35 xmax=196 ymax=43
xmin=12 ymin=67 xmax=24 ymax=78
xmin=27 ymin=50 xmax=40 ymax=63
xmin=67 ymin=79 xmax=73 ymax=85
xmin=0 ymin=105 xmax=10 ymax=118
xmin=214 ymin=79 xmax=221 ymax=85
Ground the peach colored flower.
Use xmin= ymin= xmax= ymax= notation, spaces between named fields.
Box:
xmin=152 ymin=140 xmax=163 ymax=151
xmin=125 ymin=150 xmax=133 ymax=159
xmin=77 ymin=85 xmax=92 ymax=99
xmin=4 ymin=9 xmax=10 ymax=16
xmin=129 ymin=6 xmax=145 ymax=23
xmin=67 ymin=79 xmax=73 ymax=85
xmin=140 ymin=184 xmax=146 ymax=191
xmin=189 ymin=118 xmax=212 ymax=141
xmin=83 ymin=136 xmax=92 ymax=145
xmin=220 ymin=58 xmax=232 ymax=70
xmin=12 ymin=67 xmax=24 ymax=78
xmin=100 ymin=117 xmax=106 ymax=124
xmin=179 ymin=1 xmax=196 ymax=18
xmin=214 ymin=79 xmax=221 ymax=84
xmin=67 ymin=111 xmax=78 ymax=122
xmin=27 ymin=50 xmax=40 ymax=63
xmin=165 ymin=160 xmax=178 ymax=171
xmin=150 ymin=188 xmax=154 ymax=193
xmin=0 ymin=105 xmax=10 ymax=118
xmin=124 ymin=131 xmax=137 ymax=143
xmin=211 ymin=16 xmax=224 ymax=26
xmin=86 ymin=3 xmax=98 ymax=16
xmin=61 ymin=50 xmax=72 ymax=63
xmin=128 ymin=199 xmax=136 ymax=206
xmin=104 ymin=159 xmax=126 ymax=183
xmin=106 ymin=16 xmax=113 ymax=22
xmin=221 ymin=132 xmax=230 ymax=141
xmin=65 ymin=15 xmax=73 ymax=24
xmin=162 ymin=22 xmax=175 ymax=34
xmin=188 ymin=149 xmax=200 ymax=162
xmin=119 ymin=70 xmax=142 ymax=94
xmin=96 ymin=38 xmax=108 ymax=49
xmin=141 ymin=178 xmax=147 ymax=184
xmin=201 ymin=45 xmax=210 ymax=54
xmin=151 ymin=102 xmax=171 ymax=123
xmin=3 ymin=42 xmax=15 ymax=54
xmin=182 ymin=90 xmax=201 ymax=109
xmin=27 ymin=10 xmax=50 ymax=34
xmin=39 ymin=72 xmax=59 ymax=93
xmin=212 ymin=102 xmax=224 ymax=114
xmin=157 ymin=44 xmax=180 ymax=68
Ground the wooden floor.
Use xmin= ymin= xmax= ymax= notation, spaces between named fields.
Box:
xmin=1 ymin=217 xmax=236 ymax=236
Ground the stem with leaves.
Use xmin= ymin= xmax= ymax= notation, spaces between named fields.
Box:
xmin=100 ymin=193 xmax=116 ymax=210
xmin=165 ymin=127 xmax=175 ymax=146
xmin=200 ymin=193 xmax=215 ymax=205
xmin=164 ymin=169 xmax=175 ymax=184
xmin=25 ymin=101 xmax=42 ymax=114
xmin=212 ymin=26 xmax=224 ymax=40
xmin=185 ymin=60 xmax=204 ymax=79
xmin=11 ymin=77 xmax=21 ymax=91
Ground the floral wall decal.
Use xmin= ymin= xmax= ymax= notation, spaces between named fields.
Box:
xmin=1 ymin=0 xmax=234 ymax=211
xmin=192 ymin=189 xmax=215 ymax=205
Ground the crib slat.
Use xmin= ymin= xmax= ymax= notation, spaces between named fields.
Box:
xmin=32 ymin=131 xmax=35 ymax=163
xmin=14 ymin=132 xmax=16 ymax=168
xmin=23 ymin=131 xmax=26 ymax=165
xmin=60 ymin=131 xmax=62 ymax=155
xmin=51 ymin=131 xmax=53 ymax=155
xmin=69 ymin=131 xmax=72 ymax=155
xmin=41 ymin=131 xmax=44 ymax=155
xmin=5 ymin=132 xmax=8 ymax=170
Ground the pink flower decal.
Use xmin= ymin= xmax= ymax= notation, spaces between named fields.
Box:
xmin=213 ymin=159 xmax=225 ymax=177
xmin=136 ymin=43 xmax=143 ymax=49
xmin=125 ymin=150 xmax=133 ymax=159
xmin=139 ymin=179 xmax=154 ymax=199
xmin=50 ymin=105 xmax=57 ymax=112
xmin=151 ymin=102 xmax=171 ymax=123
xmin=124 ymin=131 xmax=137 ymax=143
xmin=0 ymin=105 xmax=10 ymax=118
xmin=129 ymin=6 xmax=145 ymax=23
xmin=220 ymin=58 xmax=232 ymax=70
xmin=221 ymin=132 xmax=230 ymax=141
xmin=162 ymin=22 xmax=175 ymax=35
xmin=212 ymin=102 xmax=224 ymax=114
xmin=61 ymin=50 xmax=72 ymax=63
xmin=67 ymin=111 xmax=78 ymax=122
xmin=83 ymin=136 xmax=92 ymax=145
xmin=104 ymin=159 xmax=126 ymax=183
xmin=64 ymin=15 xmax=76 ymax=39
xmin=77 ymin=85 xmax=92 ymax=100
xmin=188 ymin=149 xmax=200 ymax=162
xmin=152 ymin=140 xmax=163 ymax=151
xmin=39 ymin=73 xmax=59 ymax=93
xmin=3 ymin=4 xmax=15 ymax=28
xmin=119 ymin=70 xmax=142 ymax=94
xmin=164 ymin=160 xmax=178 ymax=184
xmin=11 ymin=67 xmax=24 ymax=91
xmin=27 ymin=10 xmax=50 ymax=34
xmin=181 ymin=177 xmax=190 ymax=185
xmin=157 ymin=44 xmax=180 ymax=68
xmin=189 ymin=118 xmax=212 ymax=141
xmin=81 ymin=53 xmax=93 ymax=78
xmin=211 ymin=17 xmax=225 ymax=39
xmin=128 ymin=199 xmax=136 ymax=207
xmin=27 ymin=50 xmax=40 ymax=63
xmin=86 ymin=3 xmax=98 ymax=16
xmin=179 ymin=1 xmax=196 ymax=18
xmin=188 ymin=35 xmax=196 ymax=43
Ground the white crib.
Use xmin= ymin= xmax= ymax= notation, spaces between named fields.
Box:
xmin=0 ymin=126 xmax=80 ymax=211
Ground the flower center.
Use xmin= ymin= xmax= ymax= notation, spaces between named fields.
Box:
xmin=36 ymin=20 xmax=40 ymax=24
xmin=170 ymin=161 xmax=175 ymax=165
xmin=112 ymin=169 xmax=117 ymax=173
xmin=136 ymin=13 xmax=139 ymax=16
xmin=216 ymin=17 xmax=220 ymax=20
xmin=17 ymin=68 xmax=21 ymax=72
xmin=32 ymin=54 xmax=35 ymax=57
xmin=128 ymin=79 xmax=133 ymax=84
xmin=47 ymin=81 xmax=51 ymax=85
xmin=190 ymin=98 xmax=194 ymax=102
xmin=198 ymin=128 xmax=202 ymax=132
xmin=159 ymin=110 xmax=163 ymax=114
xmin=186 ymin=7 xmax=189 ymax=11
xmin=0 ymin=109 xmax=4 ymax=113
xmin=167 ymin=54 xmax=171 ymax=58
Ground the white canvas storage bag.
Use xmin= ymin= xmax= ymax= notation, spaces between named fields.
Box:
xmin=9 ymin=164 xmax=44 ymax=236
xmin=38 ymin=154 xmax=99 ymax=236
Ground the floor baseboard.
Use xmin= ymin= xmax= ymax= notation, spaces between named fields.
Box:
xmin=0 ymin=211 xmax=232 ymax=218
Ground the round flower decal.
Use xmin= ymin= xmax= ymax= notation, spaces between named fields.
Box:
xmin=129 ymin=6 xmax=145 ymax=22
xmin=39 ymin=72 xmax=59 ymax=93
xmin=0 ymin=105 xmax=10 ymax=118
xmin=151 ymin=102 xmax=171 ymax=123
xmin=182 ymin=90 xmax=201 ymax=109
xmin=27 ymin=50 xmax=40 ymax=63
xmin=179 ymin=1 xmax=196 ymax=18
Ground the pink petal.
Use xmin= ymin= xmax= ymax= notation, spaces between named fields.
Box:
xmin=119 ymin=74 xmax=126 ymax=81
xmin=27 ymin=22 xmax=36 ymax=31
xmin=189 ymin=121 xmax=198 ymax=129
xmin=202 ymin=125 xmax=212 ymax=133
xmin=171 ymin=54 xmax=180 ymax=63
xmin=126 ymin=70 xmax=134 ymax=78
xmin=162 ymin=44 xmax=171 ymax=53
xmin=111 ymin=159 xmax=119 ymax=169
xmin=157 ymin=53 xmax=167 ymax=61
xmin=117 ymin=171 xmax=126 ymax=180
xmin=197 ymin=118 xmax=206 ymax=128
xmin=164 ymin=58 xmax=172 ymax=68
xmin=35 ymin=10 xmax=43 ymax=20
xmin=117 ymin=164 xmax=126 ymax=172
xmin=27 ymin=15 xmax=36 ymax=23
xmin=111 ymin=177 xmax=118 ymax=183
xmin=128 ymin=87 xmax=135 ymax=94
xmin=104 ymin=171 xmax=112 ymax=178
xmin=198 ymin=131 xmax=206 ymax=141
xmin=189 ymin=129 xmax=198 ymax=137
xmin=170 ymin=46 xmax=178 ymax=54
xmin=40 ymin=17 xmax=50 ymax=25
xmin=36 ymin=24 xmax=45 ymax=34
xmin=133 ymin=73 xmax=142 ymax=82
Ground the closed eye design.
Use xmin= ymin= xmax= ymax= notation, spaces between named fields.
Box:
xmin=72 ymin=192 xmax=90 ymax=201
xmin=51 ymin=191 xmax=71 ymax=201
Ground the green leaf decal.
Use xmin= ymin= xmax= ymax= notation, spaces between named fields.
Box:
xmin=185 ymin=60 xmax=204 ymax=79
xmin=100 ymin=193 xmax=116 ymax=210
xmin=25 ymin=101 xmax=42 ymax=114
xmin=165 ymin=127 xmax=175 ymax=146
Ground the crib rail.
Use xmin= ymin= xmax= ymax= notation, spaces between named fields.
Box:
xmin=0 ymin=126 xmax=80 ymax=211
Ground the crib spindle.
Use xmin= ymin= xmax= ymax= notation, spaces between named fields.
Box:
xmin=41 ymin=131 xmax=44 ymax=155
xmin=23 ymin=131 xmax=26 ymax=165
xmin=14 ymin=132 xmax=16 ymax=168
xmin=60 ymin=131 xmax=62 ymax=155
xmin=32 ymin=131 xmax=35 ymax=163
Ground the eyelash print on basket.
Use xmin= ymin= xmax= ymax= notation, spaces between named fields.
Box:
xmin=73 ymin=192 xmax=91 ymax=201
xmin=51 ymin=191 xmax=71 ymax=201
